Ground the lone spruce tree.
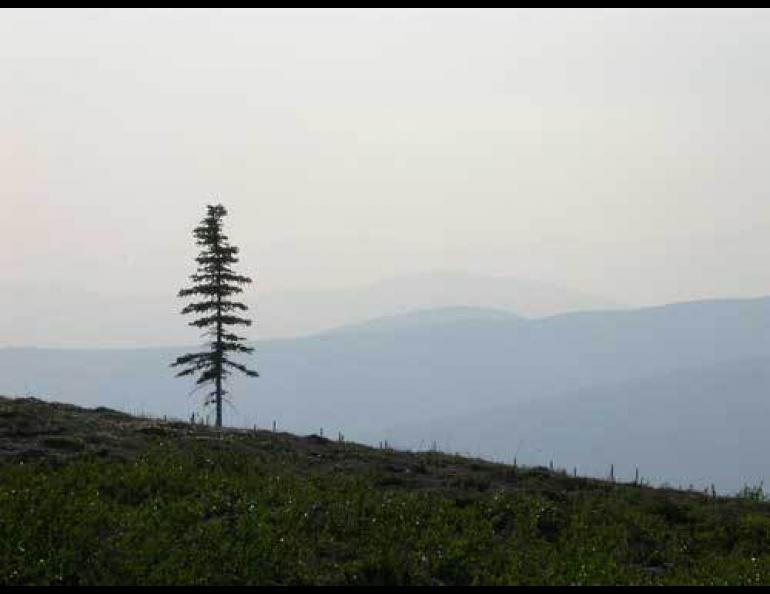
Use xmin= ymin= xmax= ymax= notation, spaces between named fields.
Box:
xmin=172 ymin=203 xmax=258 ymax=427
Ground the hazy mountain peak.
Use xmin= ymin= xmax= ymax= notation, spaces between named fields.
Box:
xmin=320 ymin=305 xmax=522 ymax=336
xmin=255 ymin=270 xmax=623 ymax=339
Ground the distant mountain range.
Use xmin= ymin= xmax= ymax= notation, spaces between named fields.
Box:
xmin=0 ymin=271 xmax=621 ymax=346
xmin=255 ymin=271 xmax=623 ymax=338
xmin=1 ymin=295 xmax=769 ymax=491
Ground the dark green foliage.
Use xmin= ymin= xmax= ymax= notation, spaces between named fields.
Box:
xmin=171 ymin=204 xmax=258 ymax=427
xmin=2 ymin=397 xmax=770 ymax=585
xmin=2 ymin=443 xmax=770 ymax=585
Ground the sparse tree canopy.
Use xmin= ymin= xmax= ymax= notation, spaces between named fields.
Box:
xmin=171 ymin=203 xmax=258 ymax=427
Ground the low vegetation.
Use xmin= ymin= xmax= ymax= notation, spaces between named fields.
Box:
xmin=1 ymin=396 xmax=769 ymax=585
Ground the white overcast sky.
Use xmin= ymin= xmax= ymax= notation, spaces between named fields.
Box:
xmin=3 ymin=8 xmax=770 ymax=309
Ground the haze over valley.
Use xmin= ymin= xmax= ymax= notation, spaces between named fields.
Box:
xmin=3 ymin=295 xmax=769 ymax=492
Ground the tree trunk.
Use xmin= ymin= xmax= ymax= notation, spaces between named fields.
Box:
xmin=215 ymin=225 xmax=223 ymax=428
xmin=215 ymin=371 xmax=222 ymax=427
xmin=215 ymin=293 xmax=223 ymax=428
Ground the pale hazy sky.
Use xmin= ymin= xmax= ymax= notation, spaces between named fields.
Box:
xmin=3 ymin=8 xmax=770 ymax=317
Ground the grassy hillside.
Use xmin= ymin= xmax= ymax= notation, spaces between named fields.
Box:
xmin=1 ymin=396 xmax=769 ymax=585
